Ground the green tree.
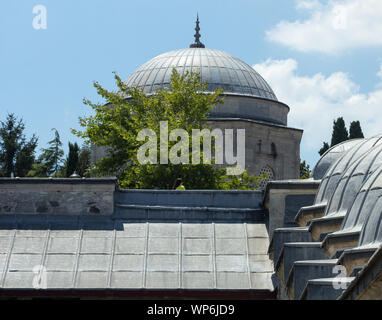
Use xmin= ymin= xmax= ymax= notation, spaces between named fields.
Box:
xmin=0 ymin=113 xmax=38 ymax=177
xmin=319 ymin=142 xmax=330 ymax=156
xmin=331 ymin=117 xmax=348 ymax=147
xmin=40 ymin=128 xmax=64 ymax=177
xmin=300 ymin=160 xmax=311 ymax=179
xmin=73 ymin=69 xmax=263 ymax=189
xmin=77 ymin=145 xmax=91 ymax=177
xmin=65 ymin=142 xmax=80 ymax=177
xmin=26 ymin=161 xmax=49 ymax=177
xmin=349 ymin=121 xmax=364 ymax=139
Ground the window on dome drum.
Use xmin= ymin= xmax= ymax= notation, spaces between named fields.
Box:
xmin=259 ymin=166 xmax=275 ymax=190
xmin=271 ymin=142 xmax=277 ymax=158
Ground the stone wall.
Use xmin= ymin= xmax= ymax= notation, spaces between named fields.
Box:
xmin=263 ymin=180 xmax=320 ymax=240
xmin=210 ymin=95 xmax=290 ymax=126
xmin=208 ymin=119 xmax=303 ymax=180
xmin=0 ymin=178 xmax=116 ymax=216
xmin=115 ymin=189 xmax=263 ymax=208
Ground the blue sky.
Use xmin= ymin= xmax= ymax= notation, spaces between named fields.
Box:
xmin=1 ymin=0 xmax=382 ymax=169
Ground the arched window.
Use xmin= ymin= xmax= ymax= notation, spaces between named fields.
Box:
xmin=259 ymin=165 xmax=275 ymax=190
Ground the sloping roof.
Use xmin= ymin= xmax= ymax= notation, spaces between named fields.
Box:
xmin=0 ymin=214 xmax=274 ymax=291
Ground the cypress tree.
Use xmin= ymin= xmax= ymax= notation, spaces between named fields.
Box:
xmin=319 ymin=142 xmax=330 ymax=156
xmin=66 ymin=142 xmax=80 ymax=177
xmin=349 ymin=121 xmax=364 ymax=139
xmin=331 ymin=117 xmax=348 ymax=147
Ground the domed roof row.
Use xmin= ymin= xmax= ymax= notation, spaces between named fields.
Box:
xmin=314 ymin=136 xmax=382 ymax=206
xmin=270 ymin=136 xmax=382 ymax=300
xmin=306 ymin=140 xmax=382 ymax=246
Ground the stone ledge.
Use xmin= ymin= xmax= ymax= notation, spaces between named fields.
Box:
xmin=0 ymin=178 xmax=116 ymax=216
xmin=0 ymin=177 xmax=117 ymax=185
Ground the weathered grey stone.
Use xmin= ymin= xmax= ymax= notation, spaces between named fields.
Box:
xmin=246 ymin=224 xmax=269 ymax=238
xmin=147 ymin=254 xmax=178 ymax=272
xmin=13 ymin=237 xmax=45 ymax=254
xmin=182 ymin=255 xmax=212 ymax=272
xmin=0 ymin=237 xmax=12 ymax=253
xmin=281 ymin=243 xmax=327 ymax=281
xmin=285 ymin=194 xmax=316 ymax=227
xmin=113 ymin=255 xmax=144 ymax=271
xmin=183 ymin=238 xmax=211 ymax=254
xmin=215 ymin=224 xmax=245 ymax=238
xmin=48 ymin=237 xmax=79 ymax=254
xmin=145 ymin=271 xmax=179 ymax=288
xmin=182 ymin=272 xmax=214 ymax=288
xmin=36 ymin=201 xmax=49 ymax=213
xmin=78 ymin=254 xmax=110 ymax=271
xmin=76 ymin=271 xmax=108 ymax=288
xmin=216 ymin=255 xmax=247 ymax=272
xmin=264 ymin=180 xmax=319 ymax=241
xmin=45 ymin=254 xmax=76 ymax=271
xmin=148 ymin=238 xmax=179 ymax=254
xmin=250 ymin=272 xmax=274 ymax=290
xmin=271 ymin=227 xmax=313 ymax=265
xmin=115 ymin=238 xmax=145 ymax=254
xmin=149 ymin=223 xmax=179 ymax=237
xmin=4 ymin=271 xmax=35 ymax=288
xmin=115 ymin=190 xmax=263 ymax=209
xmin=80 ymin=237 xmax=113 ymax=254
xmin=8 ymin=254 xmax=42 ymax=271
xmin=182 ymin=223 xmax=212 ymax=238
xmin=46 ymin=272 xmax=74 ymax=288
xmin=249 ymin=255 xmax=274 ymax=273
xmin=216 ymin=272 xmax=250 ymax=289
xmin=216 ymin=238 xmax=247 ymax=254
xmin=301 ymin=278 xmax=352 ymax=300
xmin=111 ymin=271 xmax=142 ymax=288
xmin=116 ymin=222 xmax=146 ymax=238
xmin=289 ymin=260 xmax=338 ymax=300
xmin=0 ymin=178 xmax=116 ymax=216
xmin=248 ymin=238 xmax=269 ymax=254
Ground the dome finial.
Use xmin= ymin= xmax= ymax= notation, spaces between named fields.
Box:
xmin=190 ymin=13 xmax=205 ymax=48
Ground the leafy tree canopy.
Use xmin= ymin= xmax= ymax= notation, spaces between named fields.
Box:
xmin=300 ymin=160 xmax=311 ymax=179
xmin=73 ymin=69 xmax=265 ymax=190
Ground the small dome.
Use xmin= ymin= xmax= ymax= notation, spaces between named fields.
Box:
xmin=357 ymin=166 xmax=382 ymax=246
xmin=314 ymin=135 xmax=382 ymax=206
xmin=342 ymin=165 xmax=382 ymax=246
xmin=324 ymin=143 xmax=382 ymax=219
xmin=312 ymin=139 xmax=364 ymax=180
xmin=124 ymin=48 xmax=277 ymax=101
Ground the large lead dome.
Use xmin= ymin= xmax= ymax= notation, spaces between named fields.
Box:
xmin=124 ymin=48 xmax=277 ymax=101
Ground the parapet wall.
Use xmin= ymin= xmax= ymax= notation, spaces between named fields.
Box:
xmin=0 ymin=178 xmax=116 ymax=216
xmin=115 ymin=189 xmax=263 ymax=208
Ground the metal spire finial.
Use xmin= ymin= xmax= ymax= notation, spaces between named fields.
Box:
xmin=190 ymin=13 xmax=205 ymax=48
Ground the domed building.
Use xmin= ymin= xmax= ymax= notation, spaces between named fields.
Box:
xmin=92 ymin=16 xmax=303 ymax=180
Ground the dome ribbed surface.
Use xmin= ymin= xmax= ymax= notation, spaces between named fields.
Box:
xmin=124 ymin=48 xmax=277 ymax=101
